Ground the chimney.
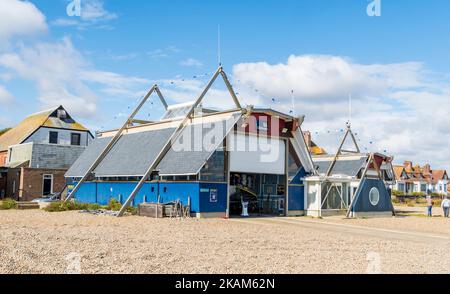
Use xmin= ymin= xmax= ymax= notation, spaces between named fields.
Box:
xmin=403 ymin=161 xmax=413 ymax=170
xmin=423 ymin=164 xmax=431 ymax=174
xmin=303 ymin=131 xmax=312 ymax=147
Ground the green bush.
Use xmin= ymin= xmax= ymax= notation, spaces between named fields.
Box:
xmin=1 ymin=198 xmax=17 ymax=210
xmin=416 ymin=197 xmax=427 ymax=204
xmin=44 ymin=201 xmax=104 ymax=212
xmin=411 ymin=192 xmax=425 ymax=197
xmin=126 ymin=205 xmax=138 ymax=215
xmin=392 ymin=190 xmax=405 ymax=197
xmin=44 ymin=202 xmax=69 ymax=212
xmin=108 ymin=198 xmax=122 ymax=211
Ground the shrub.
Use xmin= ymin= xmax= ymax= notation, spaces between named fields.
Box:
xmin=108 ymin=198 xmax=122 ymax=211
xmin=126 ymin=205 xmax=138 ymax=215
xmin=44 ymin=201 xmax=104 ymax=212
xmin=415 ymin=197 xmax=427 ymax=204
xmin=44 ymin=202 xmax=69 ymax=212
xmin=392 ymin=190 xmax=405 ymax=197
xmin=1 ymin=198 xmax=17 ymax=210
xmin=391 ymin=196 xmax=401 ymax=204
xmin=411 ymin=192 xmax=425 ymax=197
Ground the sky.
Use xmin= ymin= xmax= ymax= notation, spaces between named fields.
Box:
xmin=0 ymin=0 xmax=450 ymax=170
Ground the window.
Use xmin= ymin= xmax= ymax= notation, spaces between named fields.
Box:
xmin=49 ymin=131 xmax=58 ymax=144
xmin=199 ymin=149 xmax=225 ymax=182
xmin=369 ymin=187 xmax=380 ymax=206
xmin=71 ymin=133 xmax=81 ymax=146
xmin=57 ymin=109 xmax=67 ymax=119
xmin=421 ymin=184 xmax=427 ymax=192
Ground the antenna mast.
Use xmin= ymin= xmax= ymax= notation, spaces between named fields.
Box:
xmin=348 ymin=93 xmax=352 ymax=127
xmin=218 ymin=24 xmax=221 ymax=66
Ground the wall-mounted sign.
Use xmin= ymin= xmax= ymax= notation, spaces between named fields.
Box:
xmin=210 ymin=189 xmax=218 ymax=203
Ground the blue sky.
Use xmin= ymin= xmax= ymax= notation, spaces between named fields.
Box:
xmin=1 ymin=0 xmax=450 ymax=169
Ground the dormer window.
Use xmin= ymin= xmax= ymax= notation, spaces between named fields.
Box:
xmin=57 ymin=109 xmax=67 ymax=119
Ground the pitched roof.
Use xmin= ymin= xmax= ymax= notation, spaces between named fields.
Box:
xmin=432 ymin=170 xmax=447 ymax=183
xmin=66 ymin=111 xmax=242 ymax=178
xmin=393 ymin=165 xmax=406 ymax=180
xmin=313 ymin=156 xmax=367 ymax=177
xmin=0 ymin=106 xmax=89 ymax=152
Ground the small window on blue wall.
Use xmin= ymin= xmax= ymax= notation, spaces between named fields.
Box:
xmin=151 ymin=187 xmax=155 ymax=192
xmin=163 ymin=187 xmax=167 ymax=193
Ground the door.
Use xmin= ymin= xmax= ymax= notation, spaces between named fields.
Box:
xmin=42 ymin=174 xmax=53 ymax=196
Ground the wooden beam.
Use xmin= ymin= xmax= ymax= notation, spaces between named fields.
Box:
xmin=64 ymin=85 xmax=160 ymax=203
xmin=117 ymin=67 xmax=245 ymax=217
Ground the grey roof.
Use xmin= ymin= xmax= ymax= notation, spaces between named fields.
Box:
xmin=65 ymin=128 xmax=175 ymax=177
xmin=65 ymin=112 xmax=242 ymax=178
xmin=314 ymin=156 xmax=367 ymax=177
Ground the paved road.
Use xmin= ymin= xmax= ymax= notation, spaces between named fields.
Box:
xmin=231 ymin=216 xmax=450 ymax=244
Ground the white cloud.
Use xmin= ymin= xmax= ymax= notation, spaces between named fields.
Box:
xmin=180 ymin=58 xmax=203 ymax=67
xmin=232 ymin=55 xmax=450 ymax=170
xmin=0 ymin=37 xmax=149 ymax=118
xmin=0 ymin=85 xmax=13 ymax=104
xmin=0 ymin=0 xmax=47 ymax=42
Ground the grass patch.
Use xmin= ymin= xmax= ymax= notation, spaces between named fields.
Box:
xmin=0 ymin=198 xmax=17 ymax=210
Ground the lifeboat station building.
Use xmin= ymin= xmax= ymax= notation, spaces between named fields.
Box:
xmin=64 ymin=67 xmax=395 ymax=218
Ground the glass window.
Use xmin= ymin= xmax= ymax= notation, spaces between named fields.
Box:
xmin=321 ymin=183 xmax=344 ymax=210
xmin=421 ymin=184 xmax=427 ymax=192
xmin=71 ymin=133 xmax=81 ymax=146
xmin=199 ymin=149 xmax=225 ymax=182
xmin=288 ymin=149 xmax=301 ymax=179
xmin=49 ymin=131 xmax=58 ymax=144
xmin=369 ymin=187 xmax=380 ymax=206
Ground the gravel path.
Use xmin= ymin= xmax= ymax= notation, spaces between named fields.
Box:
xmin=0 ymin=210 xmax=449 ymax=274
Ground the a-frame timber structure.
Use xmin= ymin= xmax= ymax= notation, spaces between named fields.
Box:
xmin=65 ymin=66 xmax=248 ymax=217
xmin=304 ymin=122 xmax=396 ymax=218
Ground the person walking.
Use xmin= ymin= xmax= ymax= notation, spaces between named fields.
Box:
xmin=426 ymin=194 xmax=433 ymax=217
xmin=441 ymin=197 xmax=450 ymax=218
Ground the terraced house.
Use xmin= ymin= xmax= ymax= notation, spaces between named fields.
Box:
xmin=393 ymin=161 xmax=448 ymax=195
xmin=0 ymin=106 xmax=93 ymax=201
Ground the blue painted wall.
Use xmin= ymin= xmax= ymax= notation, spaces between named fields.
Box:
xmin=199 ymin=183 xmax=227 ymax=213
xmin=288 ymin=185 xmax=304 ymax=210
xmin=69 ymin=181 xmax=228 ymax=214
xmin=352 ymin=178 xmax=393 ymax=212
xmin=288 ymin=168 xmax=306 ymax=211
xmin=158 ymin=182 xmax=200 ymax=212
xmin=72 ymin=182 xmax=97 ymax=204
xmin=96 ymin=182 xmax=158 ymax=206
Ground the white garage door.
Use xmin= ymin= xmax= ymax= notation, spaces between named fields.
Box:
xmin=228 ymin=133 xmax=286 ymax=175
